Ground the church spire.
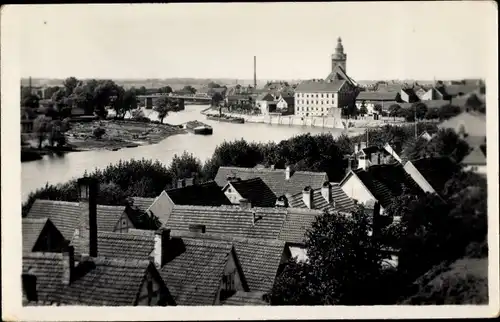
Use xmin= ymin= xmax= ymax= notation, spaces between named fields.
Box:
xmin=331 ymin=36 xmax=347 ymax=73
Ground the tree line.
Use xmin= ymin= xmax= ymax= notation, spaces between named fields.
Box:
xmin=21 ymin=123 xmax=485 ymax=304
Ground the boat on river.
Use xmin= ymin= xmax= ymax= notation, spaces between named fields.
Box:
xmin=184 ymin=120 xmax=213 ymax=135
xmin=206 ymin=114 xmax=245 ymax=124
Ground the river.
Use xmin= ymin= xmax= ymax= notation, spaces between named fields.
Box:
xmin=21 ymin=105 xmax=352 ymax=201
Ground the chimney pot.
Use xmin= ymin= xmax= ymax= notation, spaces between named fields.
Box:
xmin=239 ymin=198 xmax=252 ymax=209
xmin=153 ymin=228 xmax=171 ymax=268
xmin=285 ymin=166 xmax=292 ymax=180
xmin=62 ymin=246 xmax=75 ymax=285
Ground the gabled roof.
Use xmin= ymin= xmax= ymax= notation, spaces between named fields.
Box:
xmin=130 ymin=197 xmax=156 ymax=212
xmin=356 ymin=91 xmax=400 ymax=101
xmin=325 ymin=65 xmax=357 ymax=86
xmin=26 ymin=199 xmax=127 ymax=240
xmin=462 ymin=147 xmax=486 ymax=166
xmin=277 ymin=208 xmax=325 ymax=245
xmin=408 ymin=157 xmax=460 ymax=194
xmin=22 ymin=218 xmax=50 ymax=253
xmin=166 ymin=205 xmax=287 ymax=240
xmin=347 ymin=163 xmax=424 ymax=208
xmin=443 ymin=84 xmax=479 ymax=97
xmin=71 ymin=229 xmax=155 ymax=260
xmin=22 ymin=253 xmax=164 ymax=306
xmin=281 ymin=96 xmax=295 ymax=106
xmin=287 ymin=184 xmax=356 ymax=213
xmin=224 ymin=178 xmax=277 ymax=208
xmin=222 ymin=291 xmax=270 ymax=305
xmin=166 ymin=181 xmax=232 ymax=206
xmin=159 ymin=237 xmax=236 ymax=305
xmin=215 ymin=166 xmax=328 ymax=196
xmin=255 ymin=92 xmax=275 ymax=102
xmin=437 ymin=111 xmax=486 ymax=137
xmin=295 ymin=80 xmax=345 ymax=93
xmin=170 ymin=231 xmax=287 ymax=293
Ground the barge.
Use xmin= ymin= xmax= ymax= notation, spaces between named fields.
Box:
xmin=184 ymin=120 xmax=213 ymax=135
xmin=206 ymin=114 xmax=245 ymax=124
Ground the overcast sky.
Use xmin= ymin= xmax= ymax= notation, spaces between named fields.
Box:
xmin=9 ymin=2 xmax=496 ymax=81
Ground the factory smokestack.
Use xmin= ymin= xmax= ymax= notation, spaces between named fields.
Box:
xmin=254 ymin=56 xmax=257 ymax=89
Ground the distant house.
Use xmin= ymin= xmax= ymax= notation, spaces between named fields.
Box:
xmin=420 ymin=87 xmax=448 ymax=101
xmin=222 ymin=291 xmax=270 ymax=306
xmin=403 ymin=157 xmax=460 ymax=195
xmin=399 ymin=88 xmax=420 ymax=103
xmin=383 ymin=142 xmax=404 ymax=163
xmin=22 ymin=218 xmax=67 ymax=253
xmin=443 ymin=84 xmax=479 ymax=98
xmin=22 ymin=251 xmax=175 ymax=306
xmin=418 ymin=127 xmax=439 ymax=142
xmin=221 ymin=177 xmax=277 ymax=208
xmin=355 ymin=91 xmax=401 ymax=115
xmin=340 ymin=163 xmax=424 ymax=215
xmin=255 ymin=92 xmax=276 ymax=115
xmin=437 ymin=111 xmax=486 ymax=138
xmin=461 ymin=146 xmax=487 ymax=176
xmin=287 ymin=182 xmax=356 ymax=213
xmin=352 ymin=142 xmax=395 ymax=170
xmin=214 ymin=166 xmax=328 ymax=197
xmin=276 ymin=95 xmax=295 ymax=114
xmin=225 ymin=95 xmax=253 ymax=107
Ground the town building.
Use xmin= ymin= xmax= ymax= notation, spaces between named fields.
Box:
xmin=437 ymin=110 xmax=486 ymax=137
xmin=215 ymin=165 xmax=328 ymax=197
xmin=294 ymin=37 xmax=358 ymax=119
xmin=403 ymin=157 xmax=460 ymax=196
xmin=340 ymin=163 xmax=424 ymax=216
xmin=287 ymin=182 xmax=356 ymax=213
xmin=221 ymin=177 xmax=277 ymax=208
xmin=255 ymin=92 xmax=277 ymax=115
xmin=275 ymin=94 xmax=295 ymax=114
xmin=355 ymin=91 xmax=400 ymax=115
xmin=22 ymin=218 xmax=67 ymax=253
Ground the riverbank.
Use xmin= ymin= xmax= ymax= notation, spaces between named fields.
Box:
xmin=202 ymin=107 xmax=413 ymax=130
xmin=66 ymin=120 xmax=186 ymax=151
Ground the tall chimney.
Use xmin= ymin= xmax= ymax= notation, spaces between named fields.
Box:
xmin=254 ymin=56 xmax=257 ymax=89
xmin=153 ymin=228 xmax=170 ymax=268
xmin=321 ymin=182 xmax=332 ymax=203
xmin=302 ymin=186 xmax=313 ymax=209
xmin=62 ymin=245 xmax=75 ymax=285
xmin=77 ymin=177 xmax=99 ymax=258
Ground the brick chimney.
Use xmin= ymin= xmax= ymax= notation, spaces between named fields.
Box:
xmin=153 ymin=228 xmax=170 ymax=268
xmin=77 ymin=177 xmax=99 ymax=258
xmin=177 ymin=178 xmax=186 ymax=189
xmin=62 ymin=245 xmax=75 ymax=285
xmin=321 ymin=182 xmax=332 ymax=203
xmin=302 ymin=186 xmax=313 ymax=209
xmin=184 ymin=177 xmax=194 ymax=187
xmin=239 ymin=198 xmax=252 ymax=209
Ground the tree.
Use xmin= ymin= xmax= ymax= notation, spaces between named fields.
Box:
xmin=271 ymin=208 xmax=386 ymax=305
xmin=47 ymin=118 xmax=71 ymax=147
xmin=438 ymin=104 xmax=461 ymax=121
xmin=207 ymin=82 xmax=221 ymax=88
xmin=21 ymin=94 xmax=40 ymax=109
xmin=359 ymin=105 xmax=368 ymax=116
xmin=414 ymin=102 xmax=428 ymax=120
xmin=211 ymin=92 xmax=224 ymax=115
xmin=182 ymin=85 xmax=196 ymax=95
xmin=465 ymin=93 xmax=483 ymax=112
xmin=33 ymin=115 xmax=51 ymax=149
xmin=154 ymin=96 xmax=172 ymax=123
xmin=158 ymin=86 xmax=173 ymax=94
xmin=389 ymin=104 xmax=402 ymax=120
xmin=374 ymin=104 xmax=383 ymax=115
xmin=168 ymin=152 xmax=203 ymax=182
xmin=112 ymin=87 xmax=137 ymax=119
xmin=424 ymin=108 xmax=440 ymax=120
xmin=63 ymin=77 xmax=79 ymax=96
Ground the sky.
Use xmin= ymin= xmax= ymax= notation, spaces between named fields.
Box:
xmin=7 ymin=2 xmax=497 ymax=81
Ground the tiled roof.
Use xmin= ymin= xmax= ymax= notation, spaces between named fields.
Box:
xmin=170 ymin=231 xmax=287 ymax=293
xmin=444 ymin=84 xmax=479 ymax=96
xmin=356 ymin=91 xmax=400 ymax=101
xmin=462 ymin=147 xmax=486 ymax=166
xmin=26 ymin=199 xmax=127 ymax=240
xmin=255 ymin=92 xmax=275 ymax=102
xmin=71 ymin=230 xmax=155 ymax=260
xmin=294 ymin=80 xmax=345 ymax=93
xmin=409 ymin=157 xmax=460 ymax=194
xmin=222 ymin=291 xmax=270 ymax=306
xmin=166 ymin=205 xmax=287 ymax=240
xmin=22 ymin=253 xmax=157 ymax=306
xmin=278 ymin=208 xmax=324 ymax=244
xmin=226 ymin=178 xmax=277 ymax=208
xmin=215 ymin=166 xmax=328 ymax=196
xmin=287 ymin=184 xmax=355 ymax=212
xmin=130 ymin=197 xmax=156 ymax=212
xmin=159 ymin=237 xmax=234 ymax=305
xmin=400 ymin=100 xmax=450 ymax=109
xmin=22 ymin=218 xmax=49 ymax=253
xmin=166 ymin=181 xmax=232 ymax=206
xmin=351 ymin=163 xmax=424 ymax=208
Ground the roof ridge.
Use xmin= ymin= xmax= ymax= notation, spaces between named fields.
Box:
xmin=22 ymin=217 xmax=49 ymax=223
xmin=171 ymin=230 xmax=286 ymax=246
xmin=23 ymin=252 xmax=63 ymax=260
xmin=34 ymin=198 xmax=126 ymax=210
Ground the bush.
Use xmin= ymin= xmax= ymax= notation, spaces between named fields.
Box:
xmin=93 ymin=127 xmax=106 ymax=139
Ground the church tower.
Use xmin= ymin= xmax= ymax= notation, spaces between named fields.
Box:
xmin=331 ymin=37 xmax=347 ymax=73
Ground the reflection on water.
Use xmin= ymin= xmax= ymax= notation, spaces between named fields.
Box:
xmin=22 ymin=105 xmax=346 ymax=201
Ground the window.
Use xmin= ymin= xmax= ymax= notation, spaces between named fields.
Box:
xmin=321 ymin=94 xmax=324 ymax=98
xmin=222 ymin=272 xmax=236 ymax=291
xmin=227 ymin=187 xmax=232 ymax=193
xmin=321 ymin=100 xmax=323 ymax=104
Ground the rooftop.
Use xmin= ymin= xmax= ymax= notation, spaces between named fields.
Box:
xmin=288 ymin=183 xmax=356 ymax=213
xmin=166 ymin=181 xmax=232 ymax=206
xmin=356 ymin=91 xmax=400 ymax=101
xmin=222 ymin=291 xmax=270 ymax=306
xmin=294 ymin=80 xmax=346 ymax=93
xmin=22 ymin=218 xmax=51 ymax=253
xmin=408 ymin=157 xmax=461 ymax=194
xmin=225 ymin=177 xmax=277 ymax=208
xmin=215 ymin=166 xmax=328 ymax=197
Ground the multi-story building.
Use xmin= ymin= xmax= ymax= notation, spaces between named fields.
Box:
xmin=294 ymin=37 xmax=358 ymax=118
